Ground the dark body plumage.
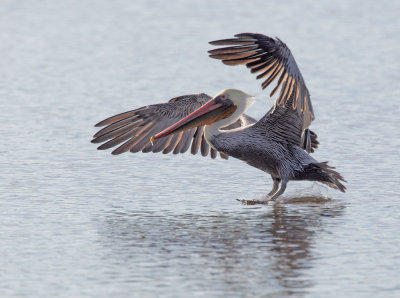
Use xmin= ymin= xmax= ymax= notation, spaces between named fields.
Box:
xmin=209 ymin=94 xmax=345 ymax=194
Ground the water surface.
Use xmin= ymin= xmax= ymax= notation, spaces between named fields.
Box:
xmin=1 ymin=0 xmax=400 ymax=297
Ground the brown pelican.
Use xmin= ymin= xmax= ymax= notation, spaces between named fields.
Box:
xmin=91 ymin=33 xmax=346 ymax=202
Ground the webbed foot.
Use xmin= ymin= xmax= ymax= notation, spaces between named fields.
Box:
xmin=237 ymin=197 xmax=274 ymax=205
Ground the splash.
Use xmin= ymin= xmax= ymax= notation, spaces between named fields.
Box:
xmin=238 ymin=183 xmax=333 ymax=205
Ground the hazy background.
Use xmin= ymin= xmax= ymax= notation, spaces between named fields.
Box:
xmin=1 ymin=0 xmax=399 ymax=297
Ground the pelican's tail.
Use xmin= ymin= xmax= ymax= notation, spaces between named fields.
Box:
xmin=299 ymin=162 xmax=346 ymax=192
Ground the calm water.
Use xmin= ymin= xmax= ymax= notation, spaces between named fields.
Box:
xmin=1 ymin=0 xmax=400 ymax=297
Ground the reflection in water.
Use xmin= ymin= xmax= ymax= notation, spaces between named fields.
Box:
xmin=267 ymin=196 xmax=339 ymax=293
xmin=98 ymin=199 xmax=345 ymax=296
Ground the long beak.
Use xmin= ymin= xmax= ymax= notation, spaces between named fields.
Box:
xmin=151 ymin=98 xmax=233 ymax=142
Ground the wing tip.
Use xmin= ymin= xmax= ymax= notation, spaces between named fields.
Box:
xmin=111 ymin=147 xmax=126 ymax=155
xmin=208 ymin=39 xmax=221 ymax=46
xmin=94 ymin=121 xmax=105 ymax=127
xmin=97 ymin=144 xmax=107 ymax=151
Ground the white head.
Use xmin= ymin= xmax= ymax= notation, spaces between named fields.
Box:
xmin=211 ymin=88 xmax=255 ymax=126
xmin=214 ymin=88 xmax=255 ymax=109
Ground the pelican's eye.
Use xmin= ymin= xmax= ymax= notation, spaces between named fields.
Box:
xmin=215 ymin=93 xmax=231 ymax=105
xmin=220 ymin=94 xmax=228 ymax=100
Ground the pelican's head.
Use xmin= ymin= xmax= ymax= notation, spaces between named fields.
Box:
xmin=151 ymin=89 xmax=255 ymax=141
xmin=214 ymin=88 xmax=255 ymax=111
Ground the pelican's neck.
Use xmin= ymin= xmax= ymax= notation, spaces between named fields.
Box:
xmin=204 ymin=96 xmax=253 ymax=142
xmin=204 ymin=117 xmax=235 ymax=141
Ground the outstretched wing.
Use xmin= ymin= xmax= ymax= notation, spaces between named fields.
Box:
xmin=91 ymin=93 xmax=253 ymax=159
xmin=209 ymin=33 xmax=316 ymax=152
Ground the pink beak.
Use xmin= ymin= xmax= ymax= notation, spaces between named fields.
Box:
xmin=151 ymin=98 xmax=223 ymax=142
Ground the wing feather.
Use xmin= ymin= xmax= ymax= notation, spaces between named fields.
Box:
xmin=152 ymin=134 xmax=173 ymax=153
xmin=110 ymin=122 xmax=153 ymax=155
xmin=256 ymin=59 xmax=279 ymax=80
xmin=250 ymin=58 xmax=274 ymax=73
xmin=191 ymin=126 xmax=204 ymax=155
xmin=261 ymin=62 xmax=284 ymax=88
xmin=93 ymin=115 xmax=140 ymax=138
xmin=130 ymin=123 xmax=166 ymax=153
xmin=163 ymin=131 xmax=183 ymax=154
xmin=209 ymin=33 xmax=315 ymax=131
xmin=209 ymin=39 xmax=256 ymax=45
xmin=95 ymin=110 xmax=140 ymax=127
xmin=209 ymin=50 xmax=262 ymax=60
xmin=208 ymin=45 xmax=259 ymax=55
xmin=210 ymin=148 xmax=217 ymax=159
xmin=91 ymin=121 xmax=141 ymax=144
xmin=201 ymin=137 xmax=210 ymax=157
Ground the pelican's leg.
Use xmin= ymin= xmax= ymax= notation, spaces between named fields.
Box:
xmin=237 ymin=178 xmax=286 ymax=205
xmin=269 ymin=179 xmax=288 ymax=201
xmin=268 ymin=178 xmax=281 ymax=196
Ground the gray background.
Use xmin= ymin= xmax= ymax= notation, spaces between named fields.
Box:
xmin=1 ymin=0 xmax=399 ymax=296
